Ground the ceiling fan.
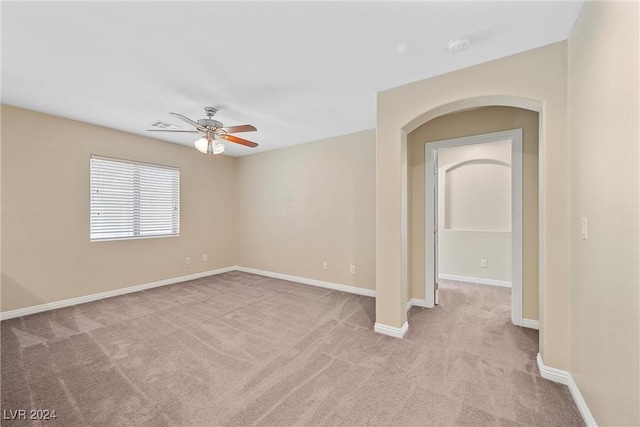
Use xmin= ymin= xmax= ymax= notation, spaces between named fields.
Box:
xmin=147 ymin=106 xmax=259 ymax=155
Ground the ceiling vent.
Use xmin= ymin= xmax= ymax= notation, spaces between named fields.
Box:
xmin=150 ymin=120 xmax=178 ymax=129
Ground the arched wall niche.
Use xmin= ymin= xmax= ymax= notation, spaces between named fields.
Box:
xmin=445 ymin=158 xmax=511 ymax=173
xmin=443 ymin=158 xmax=512 ymax=232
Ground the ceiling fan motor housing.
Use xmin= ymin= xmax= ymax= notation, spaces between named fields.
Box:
xmin=198 ymin=118 xmax=224 ymax=128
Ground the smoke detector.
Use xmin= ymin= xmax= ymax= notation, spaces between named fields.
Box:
xmin=448 ymin=36 xmax=470 ymax=53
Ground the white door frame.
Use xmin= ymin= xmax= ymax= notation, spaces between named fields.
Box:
xmin=425 ymin=129 xmax=523 ymax=326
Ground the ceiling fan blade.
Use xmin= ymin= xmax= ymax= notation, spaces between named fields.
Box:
xmin=147 ymin=129 xmax=200 ymax=133
xmin=169 ymin=112 xmax=206 ymax=131
xmin=220 ymin=134 xmax=259 ymax=148
xmin=220 ymin=124 xmax=257 ymax=133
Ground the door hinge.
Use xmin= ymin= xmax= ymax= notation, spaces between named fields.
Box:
xmin=435 ymin=281 xmax=439 ymax=290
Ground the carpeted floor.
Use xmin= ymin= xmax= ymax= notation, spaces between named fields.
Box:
xmin=1 ymin=272 xmax=583 ymax=426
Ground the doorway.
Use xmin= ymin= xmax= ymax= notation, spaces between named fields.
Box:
xmin=425 ymin=129 xmax=524 ymax=326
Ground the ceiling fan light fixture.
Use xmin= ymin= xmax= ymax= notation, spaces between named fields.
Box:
xmin=213 ymin=141 xmax=226 ymax=155
xmin=194 ymin=137 xmax=209 ymax=154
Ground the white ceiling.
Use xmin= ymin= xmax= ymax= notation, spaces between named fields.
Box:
xmin=2 ymin=1 xmax=584 ymax=157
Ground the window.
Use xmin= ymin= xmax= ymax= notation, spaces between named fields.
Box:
xmin=90 ymin=155 xmax=180 ymax=241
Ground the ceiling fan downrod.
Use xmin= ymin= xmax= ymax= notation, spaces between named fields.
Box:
xmin=203 ymin=107 xmax=217 ymax=118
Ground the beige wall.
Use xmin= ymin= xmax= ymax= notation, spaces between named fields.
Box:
xmin=407 ymin=107 xmax=539 ymax=318
xmin=236 ymin=130 xmax=376 ymax=291
xmin=439 ymin=232 xmax=511 ymax=281
xmin=437 ymin=140 xmax=512 ymax=283
xmin=1 ymin=105 xmax=238 ymax=312
xmin=1 ymin=107 xmax=377 ymax=314
xmin=568 ymin=2 xmax=639 ymax=426
xmin=377 ymin=43 xmax=565 ymax=366
xmin=0 ymin=108 xmax=3 ymax=311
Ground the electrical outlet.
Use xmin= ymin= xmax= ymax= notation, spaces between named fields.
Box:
xmin=202 ymin=254 xmax=208 ymax=262
xmin=480 ymin=259 xmax=488 ymax=268
xmin=350 ymin=265 xmax=356 ymax=274
xmin=581 ymin=217 xmax=588 ymax=240
xmin=186 ymin=257 xmax=191 ymax=265
xmin=322 ymin=261 xmax=328 ymax=270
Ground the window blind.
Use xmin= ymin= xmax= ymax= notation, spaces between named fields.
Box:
xmin=90 ymin=155 xmax=180 ymax=241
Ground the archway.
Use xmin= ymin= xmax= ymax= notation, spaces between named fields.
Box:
xmin=374 ymin=42 xmax=569 ymax=369
xmin=414 ymin=120 xmax=536 ymax=330
xmin=401 ymin=97 xmax=543 ymax=326
xmin=375 ymin=96 xmax=545 ymax=338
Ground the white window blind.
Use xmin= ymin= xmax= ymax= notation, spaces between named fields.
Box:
xmin=90 ymin=155 xmax=180 ymax=241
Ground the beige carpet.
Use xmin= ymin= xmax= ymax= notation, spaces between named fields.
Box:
xmin=1 ymin=272 xmax=583 ymax=426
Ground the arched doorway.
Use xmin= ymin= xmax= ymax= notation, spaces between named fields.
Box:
xmin=374 ymin=42 xmax=570 ymax=369
xmin=406 ymin=106 xmax=540 ymax=330
xmin=401 ymin=98 xmax=543 ymax=328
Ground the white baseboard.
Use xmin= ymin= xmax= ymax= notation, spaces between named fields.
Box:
xmin=439 ymin=273 xmax=511 ymax=288
xmin=374 ymin=321 xmax=409 ymax=338
xmin=536 ymin=353 xmax=570 ymax=384
xmin=1 ymin=266 xmax=377 ymax=321
xmin=406 ymin=298 xmax=428 ymax=311
xmin=537 ymin=353 xmax=597 ymax=427
xmin=235 ymin=266 xmax=377 ymax=298
xmin=0 ymin=266 xmax=237 ymax=321
xmin=521 ymin=318 xmax=540 ymax=330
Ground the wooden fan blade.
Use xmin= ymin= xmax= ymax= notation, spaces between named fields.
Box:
xmin=169 ymin=112 xmax=206 ymax=131
xmin=220 ymin=124 xmax=257 ymax=133
xmin=147 ymin=129 xmax=200 ymax=133
xmin=220 ymin=134 xmax=259 ymax=148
